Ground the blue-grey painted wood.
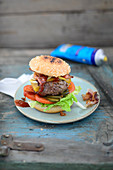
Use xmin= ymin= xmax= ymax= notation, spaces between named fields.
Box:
xmin=0 ymin=64 xmax=112 ymax=143
xmin=0 ymin=49 xmax=113 ymax=165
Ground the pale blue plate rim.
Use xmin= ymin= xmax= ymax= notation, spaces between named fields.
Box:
xmin=14 ymin=76 xmax=100 ymax=124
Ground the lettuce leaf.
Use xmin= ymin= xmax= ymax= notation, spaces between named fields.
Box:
xmin=28 ymin=86 xmax=81 ymax=112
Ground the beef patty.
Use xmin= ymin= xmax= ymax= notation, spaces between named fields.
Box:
xmin=39 ymin=80 xmax=68 ymax=96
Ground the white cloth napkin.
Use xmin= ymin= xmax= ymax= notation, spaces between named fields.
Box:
xmin=0 ymin=74 xmax=32 ymax=98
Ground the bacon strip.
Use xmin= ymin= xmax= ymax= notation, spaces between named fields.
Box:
xmin=63 ymin=74 xmax=74 ymax=79
xmin=82 ymin=89 xmax=99 ymax=108
xmin=33 ymin=73 xmax=48 ymax=94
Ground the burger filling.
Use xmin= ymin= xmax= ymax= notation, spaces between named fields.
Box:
xmin=24 ymin=71 xmax=82 ymax=112
xmin=30 ymin=72 xmax=73 ymax=97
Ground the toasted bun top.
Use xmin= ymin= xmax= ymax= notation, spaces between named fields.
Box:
xmin=29 ymin=55 xmax=71 ymax=77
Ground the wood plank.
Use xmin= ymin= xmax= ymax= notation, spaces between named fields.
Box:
xmin=1 ymin=137 xmax=113 ymax=164
xmin=0 ymin=137 xmax=113 ymax=163
xmin=0 ymin=11 xmax=113 ymax=48
xmin=0 ymin=48 xmax=53 ymax=65
xmin=0 ymin=162 xmax=113 ymax=170
xmin=0 ymin=0 xmax=113 ymax=14
xmin=0 ymin=49 xmax=113 ymax=165
xmin=103 ymin=47 xmax=113 ymax=63
xmin=87 ymin=64 xmax=113 ymax=104
xmin=86 ymin=64 xmax=113 ymax=146
xmin=0 ymin=64 xmax=113 ymax=145
xmin=0 ymin=47 xmax=113 ymax=65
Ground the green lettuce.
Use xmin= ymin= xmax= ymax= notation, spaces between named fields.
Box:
xmin=28 ymin=86 xmax=81 ymax=112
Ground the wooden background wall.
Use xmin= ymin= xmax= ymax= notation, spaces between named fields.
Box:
xmin=0 ymin=0 xmax=113 ymax=48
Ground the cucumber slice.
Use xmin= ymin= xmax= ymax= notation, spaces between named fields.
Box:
xmin=44 ymin=97 xmax=60 ymax=102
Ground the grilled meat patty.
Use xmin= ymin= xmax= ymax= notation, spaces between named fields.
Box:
xmin=39 ymin=80 xmax=68 ymax=96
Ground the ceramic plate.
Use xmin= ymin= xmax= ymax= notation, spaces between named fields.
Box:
xmin=14 ymin=76 xmax=100 ymax=124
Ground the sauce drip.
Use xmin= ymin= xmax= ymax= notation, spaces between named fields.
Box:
xmin=21 ymin=97 xmax=26 ymax=101
xmin=60 ymin=111 xmax=66 ymax=116
xmin=29 ymin=67 xmax=33 ymax=71
xmin=15 ymin=100 xmax=30 ymax=107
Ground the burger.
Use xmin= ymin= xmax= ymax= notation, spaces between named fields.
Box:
xmin=23 ymin=55 xmax=81 ymax=113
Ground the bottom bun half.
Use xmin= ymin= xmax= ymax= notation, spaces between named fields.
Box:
xmin=34 ymin=103 xmax=63 ymax=113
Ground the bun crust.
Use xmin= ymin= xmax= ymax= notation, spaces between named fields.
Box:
xmin=34 ymin=103 xmax=63 ymax=113
xmin=29 ymin=55 xmax=71 ymax=77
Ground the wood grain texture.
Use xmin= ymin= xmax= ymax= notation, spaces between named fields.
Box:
xmin=0 ymin=0 xmax=113 ymax=14
xmin=0 ymin=47 xmax=113 ymax=64
xmin=0 ymin=48 xmax=53 ymax=65
xmin=0 ymin=48 xmax=113 ymax=165
xmin=0 ymin=11 xmax=113 ymax=48
xmin=0 ymin=64 xmax=113 ymax=143
xmin=87 ymin=65 xmax=113 ymax=104
xmin=0 ymin=0 xmax=113 ymax=48
xmin=0 ymin=162 xmax=113 ymax=170
xmin=0 ymin=138 xmax=113 ymax=163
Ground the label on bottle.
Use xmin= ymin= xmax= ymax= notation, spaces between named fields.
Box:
xmin=51 ymin=44 xmax=97 ymax=65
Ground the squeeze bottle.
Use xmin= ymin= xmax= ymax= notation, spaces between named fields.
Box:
xmin=51 ymin=44 xmax=108 ymax=66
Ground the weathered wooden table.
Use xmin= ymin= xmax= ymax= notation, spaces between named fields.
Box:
xmin=0 ymin=48 xmax=113 ymax=169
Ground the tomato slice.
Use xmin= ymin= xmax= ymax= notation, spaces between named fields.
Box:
xmin=24 ymin=91 xmax=36 ymax=101
xmin=24 ymin=85 xmax=34 ymax=93
xmin=68 ymin=81 xmax=75 ymax=93
xmin=35 ymin=94 xmax=54 ymax=104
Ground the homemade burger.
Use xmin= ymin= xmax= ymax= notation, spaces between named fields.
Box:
xmin=23 ymin=55 xmax=81 ymax=113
